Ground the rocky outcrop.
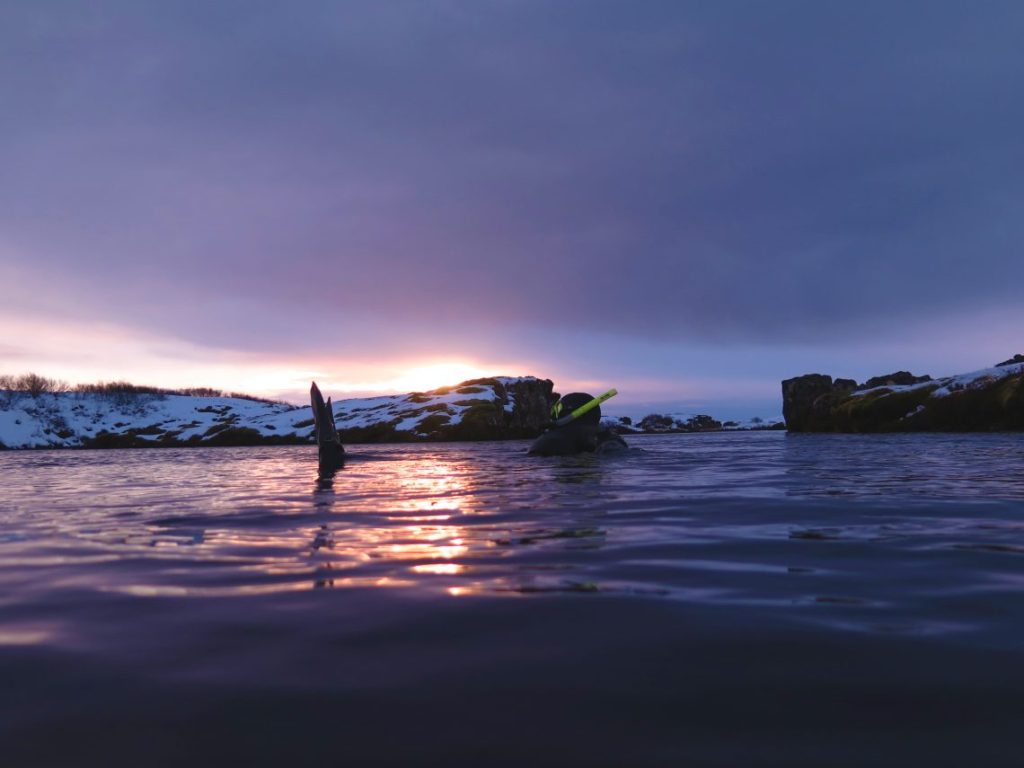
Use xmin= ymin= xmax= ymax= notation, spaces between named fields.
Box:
xmin=603 ymin=413 xmax=784 ymax=434
xmin=635 ymin=413 xmax=723 ymax=432
xmin=337 ymin=377 xmax=557 ymax=443
xmin=860 ymin=372 xmax=932 ymax=389
xmin=783 ymin=359 xmax=1024 ymax=432
xmin=997 ymin=354 xmax=1024 ymax=367
xmin=502 ymin=378 xmax=558 ymax=435
xmin=781 ymin=375 xmax=857 ymax=432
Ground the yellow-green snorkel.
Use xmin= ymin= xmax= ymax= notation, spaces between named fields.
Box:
xmin=550 ymin=389 xmax=618 ymax=428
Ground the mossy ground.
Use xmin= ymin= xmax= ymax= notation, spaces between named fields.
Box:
xmin=826 ymin=376 xmax=1024 ymax=432
xmin=830 ymin=386 xmax=937 ymax=432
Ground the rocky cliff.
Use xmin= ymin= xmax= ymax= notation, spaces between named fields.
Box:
xmin=333 ymin=377 xmax=557 ymax=443
xmin=0 ymin=376 xmax=557 ymax=449
xmin=782 ymin=358 xmax=1024 ymax=432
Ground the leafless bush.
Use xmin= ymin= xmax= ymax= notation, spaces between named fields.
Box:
xmin=74 ymin=381 xmax=166 ymax=396
xmin=0 ymin=372 xmax=68 ymax=397
xmin=0 ymin=373 xmax=288 ymax=408
xmin=226 ymin=391 xmax=290 ymax=406
xmin=178 ymin=387 xmax=223 ymax=398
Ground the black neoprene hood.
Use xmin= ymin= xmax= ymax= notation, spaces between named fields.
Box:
xmin=551 ymin=392 xmax=601 ymax=426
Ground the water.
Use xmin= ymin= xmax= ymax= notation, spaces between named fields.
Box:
xmin=1 ymin=432 xmax=1022 ymax=766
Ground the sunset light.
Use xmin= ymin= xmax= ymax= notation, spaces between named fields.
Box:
xmin=390 ymin=362 xmax=493 ymax=393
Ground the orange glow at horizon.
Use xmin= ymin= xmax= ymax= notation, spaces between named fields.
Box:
xmin=0 ymin=309 xmax=530 ymax=402
xmin=388 ymin=362 xmax=493 ymax=393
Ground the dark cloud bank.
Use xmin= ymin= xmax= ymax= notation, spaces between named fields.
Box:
xmin=2 ymin=0 xmax=1022 ymax=356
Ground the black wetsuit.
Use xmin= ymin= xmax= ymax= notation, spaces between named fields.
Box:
xmin=527 ymin=392 xmax=628 ymax=456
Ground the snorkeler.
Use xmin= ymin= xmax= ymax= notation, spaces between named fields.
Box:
xmin=311 ymin=381 xmax=345 ymax=473
xmin=528 ymin=389 xmax=628 ymax=456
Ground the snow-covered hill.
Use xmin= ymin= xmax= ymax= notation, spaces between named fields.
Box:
xmin=0 ymin=390 xmax=302 ymax=449
xmin=0 ymin=376 xmax=554 ymax=449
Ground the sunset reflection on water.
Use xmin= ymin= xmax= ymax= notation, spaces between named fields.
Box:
xmin=158 ymin=444 xmax=620 ymax=598
xmin=1 ymin=440 xmax=724 ymax=600
xmin=310 ymin=455 xmax=476 ymax=586
xmin=90 ymin=445 xmax=568 ymax=598
xmin=1 ymin=433 xmax=1023 ymax=632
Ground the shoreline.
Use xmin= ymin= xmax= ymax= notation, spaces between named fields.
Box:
xmin=0 ymin=428 xmax=792 ymax=452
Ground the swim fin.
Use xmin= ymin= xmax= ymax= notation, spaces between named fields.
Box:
xmin=310 ymin=381 xmax=345 ymax=471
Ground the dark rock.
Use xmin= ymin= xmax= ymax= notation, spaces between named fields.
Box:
xmin=498 ymin=378 xmax=558 ymax=437
xmin=860 ymin=371 xmax=932 ymax=389
xmin=638 ymin=414 xmax=675 ymax=432
xmin=996 ymin=354 xmax=1024 ymax=367
xmin=782 ymin=374 xmax=843 ymax=432
xmin=681 ymin=414 xmax=722 ymax=432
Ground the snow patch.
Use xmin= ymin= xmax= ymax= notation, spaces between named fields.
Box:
xmin=850 ymin=362 xmax=1024 ymax=400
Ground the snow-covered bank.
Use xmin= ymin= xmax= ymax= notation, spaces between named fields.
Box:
xmin=849 ymin=361 xmax=1024 ymax=400
xmin=602 ymin=412 xmax=784 ymax=434
xmin=0 ymin=390 xmax=306 ymax=449
xmin=1 ymin=374 xmax=788 ymax=449
xmin=782 ymin=357 xmax=1024 ymax=433
xmin=0 ymin=377 xmax=554 ymax=449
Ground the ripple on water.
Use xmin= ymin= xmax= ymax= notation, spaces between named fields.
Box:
xmin=0 ymin=433 xmax=1021 ymax=644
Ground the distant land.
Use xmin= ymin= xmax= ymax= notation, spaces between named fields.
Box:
xmin=783 ymin=355 xmax=1024 ymax=432
xmin=0 ymin=375 xmax=782 ymax=450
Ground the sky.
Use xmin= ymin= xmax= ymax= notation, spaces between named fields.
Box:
xmin=2 ymin=1 xmax=1023 ymax=419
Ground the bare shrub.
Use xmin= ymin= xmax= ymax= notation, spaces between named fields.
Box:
xmin=6 ymin=373 xmax=65 ymax=396
xmin=0 ymin=375 xmax=287 ymax=407
xmin=178 ymin=387 xmax=223 ymax=398
xmin=226 ymin=391 xmax=291 ymax=406
xmin=75 ymin=381 xmax=165 ymax=396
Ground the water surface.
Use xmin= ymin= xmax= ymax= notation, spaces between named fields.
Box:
xmin=1 ymin=433 xmax=1022 ymax=766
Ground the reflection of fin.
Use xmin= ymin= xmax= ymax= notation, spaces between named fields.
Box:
xmin=311 ymin=524 xmax=335 ymax=551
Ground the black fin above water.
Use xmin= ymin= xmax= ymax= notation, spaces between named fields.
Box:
xmin=311 ymin=381 xmax=345 ymax=473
